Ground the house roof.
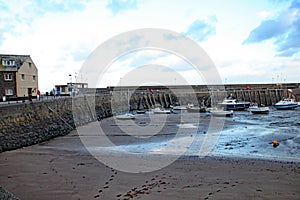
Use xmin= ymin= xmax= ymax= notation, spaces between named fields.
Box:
xmin=0 ymin=54 xmax=31 ymax=72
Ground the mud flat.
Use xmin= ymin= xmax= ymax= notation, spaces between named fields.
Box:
xmin=0 ymin=112 xmax=299 ymax=199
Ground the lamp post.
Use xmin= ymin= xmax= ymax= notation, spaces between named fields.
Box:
xmin=69 ymin=74 xmax=72 ymax=96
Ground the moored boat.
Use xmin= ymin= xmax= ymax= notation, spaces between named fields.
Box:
xmin=218 ymin=98 xmax=250 ymax=111
xmin=116 ymin=113 xmax=135 ymax=120
xmin=274 ymin=98 xmax=298 ymax=110
xmin=210 ymin=110 xmax=233 ymax=117
xmin=171 ymin=105 xmax=188 ymax=110
xmin=171 ymin=103 xmax=194 ymax=111
xmin=249 ymin=103 xmax=269 ymax=114
xmin=186 ymin=106 xmax=206 ymax=113
xmin=152 ymin=107 xmax=171 ymax=114
xmin=136 ymin=110 xmax=146 ymax=114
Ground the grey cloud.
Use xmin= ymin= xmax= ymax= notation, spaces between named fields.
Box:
xmin=243 ymin=0 xmax=300 ymax=57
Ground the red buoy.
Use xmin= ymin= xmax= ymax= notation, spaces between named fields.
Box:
xmin=272 ymin=140 xmax=279 ymax=148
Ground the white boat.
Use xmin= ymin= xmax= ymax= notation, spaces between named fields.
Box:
xmin=218 ymin=98 xmax=250 ymax=111
xmin=172 ymin=105 xmax=188 ymax=110
xmin=116 ymin=113 xmax=135 ymax=120
xmin=249 ymin=103 xmax=269 ymax=114
xmin=186 ymin=106 xmax=206 ymax=113
xmin=152 ymin=107 xmax=171 ymax=114
xmin=210 ymin=110 xmax=233 ymax=117
xmin=136 ymin=110 xmax=146 ymax=114
xmin=274 ymin=98 xmax=298 ymax=110
xmin=171 ymin=103 xmax=194 ymax=110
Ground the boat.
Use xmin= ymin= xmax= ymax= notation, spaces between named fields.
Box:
xmin=210 ymin=110 xmax=233 ymax=117
xmin=136 ymin=110 xmax=146 ymax=114
xmin=115 ymin=113 xmax=135 ymax=120
xmin=249 ymin=103 xmax=269 ymax=114
xmin=171 ymin=103 xmax=194 ymax=111
xmin=172 ymin=105 xmax=188 ymax=110
xmin=218 ymin=98 xmax=250 ymax=111
xmin=152 ymin=107 xmax=171 ymax=114
xmin=186 ymin=106 xmax=206 ymax=113
xmin=274 ymin=98 xmax=298 ymax=110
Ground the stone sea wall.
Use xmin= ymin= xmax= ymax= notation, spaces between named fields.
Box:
xmin=0 ymin=98 xmax=74 ymax=152
xmin=0 ymin=95 xmax=110 ymax=153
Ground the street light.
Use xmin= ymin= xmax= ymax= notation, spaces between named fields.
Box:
xmin=68 ymin=74 xmax=72 ymax=96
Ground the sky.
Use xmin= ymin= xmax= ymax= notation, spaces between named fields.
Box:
xmin=0 ymin=0 xmax=299 ymax=91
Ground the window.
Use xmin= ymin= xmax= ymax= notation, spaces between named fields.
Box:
xmin=28 ymin=63 xmax=32 ymax=68
xmin=61 ymin=87 xmax=65 ymax=92
xmin=2 ymin=60 xmax=8 ymax=66
xmin=5 ymin=89 xmax=13 ymax=96
xmin=1 ymin=60 xmax=15 ymax=66
xmin=4 ymin=73 xmax=13 ymax=81
xmin=8 ymin=60 xmax=15 ymax=66
xmin=21 ymin=74 xmax=25 ymax=80
xmin=32 ymin=75 xmax=35 ymax=81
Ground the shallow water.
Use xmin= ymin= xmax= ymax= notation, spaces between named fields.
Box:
xmin=95 ymin=107 xmax=300 ymax=162
xmin=213 ymin=108 xmax=300 ymax=161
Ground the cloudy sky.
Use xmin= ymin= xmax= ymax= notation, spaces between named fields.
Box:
xmin=0 ymin=0 xmax=299 ymax=91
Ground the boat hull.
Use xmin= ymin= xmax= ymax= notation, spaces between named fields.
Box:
xmin=116 ymin=114 xmax=135 ymax=120
xmin=136 ymin=110 xmax=146 ymax=114
xmin=187 ymin=107 xmax=206 ymax=113
xmin=210 ymin=110 xmax=233 ymax=117
xmin=152 ymin=108 xmax=171 ymax=114
xmin=274 ymin=104 xmax=298 ymax=110
xmin=172 ymin=106 xmax=187 ymax=110
xmin=249 ymin=106 xmax=269 ymax=114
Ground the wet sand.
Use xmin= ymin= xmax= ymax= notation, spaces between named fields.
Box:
xmin=0 ymin=112 xmax=299 ymax=199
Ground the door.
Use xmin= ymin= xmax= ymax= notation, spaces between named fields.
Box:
xmin=28 ymin=88 xmax=32 ymax=101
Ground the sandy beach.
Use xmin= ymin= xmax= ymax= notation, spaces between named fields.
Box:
xmin=0 ymin=112 xmax=299 ymax=199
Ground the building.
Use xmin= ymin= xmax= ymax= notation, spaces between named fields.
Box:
xmin=54 ymin=82 xmax=88 ymax=96
xmin=0 ymin=54 xmax=38 ymax=101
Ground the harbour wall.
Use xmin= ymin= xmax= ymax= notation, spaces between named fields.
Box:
xmin=0 ymin=83 xmax=299 ymax=153
xmin=0 ymin=95 xmax=112 ymax=153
